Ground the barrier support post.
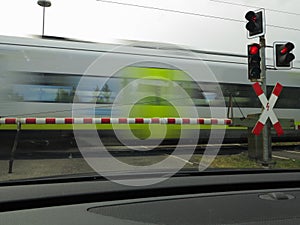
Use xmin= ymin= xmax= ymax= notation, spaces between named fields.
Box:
xmin=227 ymin=94 xmax=234 ymax=119
xmin=8 ymin=121 xmax=21 ymax=174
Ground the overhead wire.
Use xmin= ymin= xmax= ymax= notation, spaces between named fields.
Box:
xmin=96 ymin=0 xmax=300 ymax=32
xmin=209 ymin=0 xmax=300 ymax=32
xmin=97 ymin=0 xmax=243 ymax=23
xmin=209 ymin=0 xmax=300 ymax=16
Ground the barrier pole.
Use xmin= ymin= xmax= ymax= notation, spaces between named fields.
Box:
xmin=8 ymin=121 xmax=21 ymax=174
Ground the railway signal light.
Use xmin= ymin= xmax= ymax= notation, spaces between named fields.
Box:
xmin=274 ymin=42 xmax=295 ymax=69
xmin=248 ymin=43 xmax=261 ymax=81
xmin=245 ymin=10 xmax=265 ymax=39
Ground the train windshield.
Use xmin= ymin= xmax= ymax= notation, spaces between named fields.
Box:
xmin=0 ymin=1 xmax=300 ymax=185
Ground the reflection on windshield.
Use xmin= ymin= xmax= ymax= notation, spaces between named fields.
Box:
xmin=0 ymin=33 xmax=300 ymax=184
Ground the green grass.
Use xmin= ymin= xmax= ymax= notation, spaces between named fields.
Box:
xmin=190 ymin=152 xmax=300 ymax=169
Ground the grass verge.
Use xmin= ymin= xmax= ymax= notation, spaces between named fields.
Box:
xmin=190 ymin=152 xmax=300 ymax=169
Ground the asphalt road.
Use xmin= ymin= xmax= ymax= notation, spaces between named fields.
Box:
xmin=1 ymin=144 xmax=300 ymax=183
xmin=0 ymin=152 xmax=198 ymax=182
xmin=273 ymin=149 xmax=300 ymax=160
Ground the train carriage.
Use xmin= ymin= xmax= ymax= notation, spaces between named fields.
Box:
xmin=0 ymin=35 xmax=299 ymax=142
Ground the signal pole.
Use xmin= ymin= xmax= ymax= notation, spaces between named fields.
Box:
xmin=260 ymin=36 xmax=272 ymax=165
xmin=245 ymin=9 xmax=271 ymax=164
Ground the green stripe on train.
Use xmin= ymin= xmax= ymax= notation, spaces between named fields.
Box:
xmin=2 ymin=121 xmax=298 ymax=131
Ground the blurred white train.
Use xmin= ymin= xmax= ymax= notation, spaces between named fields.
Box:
xmin=0 ymin=35 xmax=299 ymax=141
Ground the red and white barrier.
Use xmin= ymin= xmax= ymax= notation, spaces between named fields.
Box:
xmin=0 ymin=117 xmax=232 ymax=125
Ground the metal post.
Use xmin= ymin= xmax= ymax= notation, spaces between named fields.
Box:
xmin=260 ymin=36 xmax=272 ymax=165
xmin=8 ymin=121 xmax=21 ymax=173
xmin=227 ymin=94 xmax=233 ymax=119
xmin=37 ymin=0 xmax=51 ymax=37
xmin=42 ymin=6 xmax=45 ymax=36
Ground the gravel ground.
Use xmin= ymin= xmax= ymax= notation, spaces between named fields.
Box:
xmin=0 ymin=154 xmax=189 ymax=182
xmin=0 ymin=158 xmax=94 ymax=181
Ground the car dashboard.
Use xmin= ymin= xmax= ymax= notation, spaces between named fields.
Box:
xmin=0 ymin=171 xmax=300 ymax=225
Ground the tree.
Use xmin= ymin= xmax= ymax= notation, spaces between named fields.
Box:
xmin=91 ymin=84 xmax=111 ymax=103
xmin=55 ymin=89 xmax=70 ymax=102
xmin=70 ymin=86 xmax=79 ymax=103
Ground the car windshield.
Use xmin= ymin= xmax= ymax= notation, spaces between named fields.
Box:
xmin=0 ymin=0 xmax=300 ymax=186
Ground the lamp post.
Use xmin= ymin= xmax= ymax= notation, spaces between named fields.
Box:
xmin=37 ymin=0 xmax=51 ymax=37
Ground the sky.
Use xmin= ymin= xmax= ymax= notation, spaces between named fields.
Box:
xmin=1 ymin=0 xmax=300 ymax=65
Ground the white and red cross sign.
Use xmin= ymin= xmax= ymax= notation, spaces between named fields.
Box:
xmin=252 ymin=82 xmax=284 ymax=136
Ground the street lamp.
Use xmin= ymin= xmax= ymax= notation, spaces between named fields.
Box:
xmin=37 ymin=0 xmax=51 ymax=37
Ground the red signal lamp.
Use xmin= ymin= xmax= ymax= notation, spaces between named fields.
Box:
xmin=249 ymin=44 xmax=260 ymax=55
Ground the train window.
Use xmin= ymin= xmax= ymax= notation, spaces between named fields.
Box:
xmin=4 ymin=71 xmax=300 ymax=109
